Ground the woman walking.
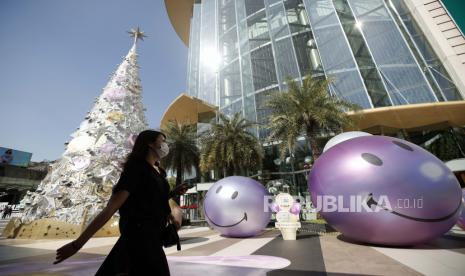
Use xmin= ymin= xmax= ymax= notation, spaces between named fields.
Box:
xmin=54 ymin=130 xmax=179 ymax=275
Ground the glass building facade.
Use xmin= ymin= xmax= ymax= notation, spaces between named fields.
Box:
xmin=186 ymin=0 xmax=463 ymax=139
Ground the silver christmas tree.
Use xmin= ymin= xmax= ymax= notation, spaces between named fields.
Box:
xmin=20 ymin=28 xmax=148 ymax=225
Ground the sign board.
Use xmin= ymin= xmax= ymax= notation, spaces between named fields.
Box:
xmin=0 ymin=147 xmax=32 ymax=167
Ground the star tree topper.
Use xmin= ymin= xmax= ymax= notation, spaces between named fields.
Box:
xmin=128 ymin=27 xmax=147 ymax=45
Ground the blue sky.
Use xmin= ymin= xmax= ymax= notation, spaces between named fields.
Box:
xmin=0 ymin=0 xmax=188 ymax=161
xmin=0 ymin=1 xmax=463 ymax=162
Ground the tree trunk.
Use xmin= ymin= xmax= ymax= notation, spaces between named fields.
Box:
xmin=195 ymin=165 xmax=201 ymax=183
xmin=233 ymin=162 xmax=240 ymax=176
xmin=232 ymin=163 xmax=236 ymax=176
xmin=401 ymin=129 xmax=411 ymax=142
xmin=288 ymin=145 xmax=297 ymax=187
xmin=227 ymin=166 xmax=234 ymax=177
xmin=176 ymin=165 xmax=183 ymax=186
xmin=174 ymin=164 xmax=183 ymax=204
xmin=240 ymin=166 xmax=246 ymax=176
xmin=306 ymin=129 xmax=321 ymax=163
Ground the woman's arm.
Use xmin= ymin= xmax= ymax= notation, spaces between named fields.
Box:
xmin=53 ymin=190 xmax=129 ymax=264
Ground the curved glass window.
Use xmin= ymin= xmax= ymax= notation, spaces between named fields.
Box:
xmin=245 ymin=0 xmax=265 ymax=16
xmin=266 ymin=1 xmax=301 ymax=84
xmin=187 ymin=3 xmax=202 ymax=98
xmin=304 ymin=0 xmax=372 ymax=108
xmin=388 ymin=0 xmax=462 ymax=101
xmin=219 ymin=28 xmax=239 ymax=65
xmin=333 ymin=0 xmax=392 ymax=107
xmin=346 ymin=0 xmax=437 ymax=105
xmin=247 ymin=10 xmax=271 ymax=50
xmin=220 ymin=61 xmax=242 ymax=107
xmin=198 ymin=0 xmax=219 ymax=105
xmin=219 ymin=0 xmax=236 ymax=35
xmin=285 ymin=0 xmax=311 ymax=34
xmin=250 ymin=44 xmax=279 ymax=90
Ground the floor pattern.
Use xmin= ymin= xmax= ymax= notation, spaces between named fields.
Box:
xmin=0 ymin=226 xmax=464 ymax=275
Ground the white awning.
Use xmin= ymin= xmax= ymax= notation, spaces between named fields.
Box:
xmin=186 ymin=182 xmax=215 ymax=194
xmin=445 ymin=159 xmax=465 ymax=172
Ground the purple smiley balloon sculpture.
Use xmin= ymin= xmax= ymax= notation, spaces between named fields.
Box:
xmin=309 ymin=135 xmax=462 ymax=246
xmin=204 ymin=176 xmax=271 ymax=237
xmin=457 ymin=189 xmax=465 ymax=230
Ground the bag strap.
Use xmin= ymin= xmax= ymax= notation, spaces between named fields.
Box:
xmin=176 ymin=238 xmax=181 ymax=251
xmin=175 ymin=226 xmax=181 ymax=251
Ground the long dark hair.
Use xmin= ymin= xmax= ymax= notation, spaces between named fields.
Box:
xmin=123 ymin=129 xmax=166 ymax=171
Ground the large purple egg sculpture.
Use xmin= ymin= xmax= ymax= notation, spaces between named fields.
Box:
xmin=457 ymin=189 xmax=465 ymax=230
xmin=309 ymin=135 xmax=462 ymax=246
xmin=204 ymin=176 xmax=271 ymax=237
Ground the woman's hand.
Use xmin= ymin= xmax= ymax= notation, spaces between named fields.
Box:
xmin=175 ymin=186 xmax=189 ymax=196
xmin=52 ymin=190 xmax=127 ymax=265
xmin=53 ymin=240 xmax=82 ymax=264
xmin=169 ymin=183 xmax=191 ymax=198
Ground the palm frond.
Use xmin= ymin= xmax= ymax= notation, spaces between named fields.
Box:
xmin=199 ymin=112 xmax=263 ymax=176
xmin=267 ymin=74 xmax=358 ymax=162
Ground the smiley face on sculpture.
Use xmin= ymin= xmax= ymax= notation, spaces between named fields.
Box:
xmin=204 ymin=176 xmax=271 ymax=237
xmin=309 ymin=135 xmax=462 ymax=246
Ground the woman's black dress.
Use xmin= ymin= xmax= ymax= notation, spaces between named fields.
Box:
xmin=95 ymin=160 xmax=171 ymax=276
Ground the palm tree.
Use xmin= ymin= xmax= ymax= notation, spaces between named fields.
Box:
xmin=161 ymin=120 xmax=200 ymax=186
xmin=267 ymin=74 xmax=360 ymax=162
xmin=200 ymin=112 xmax=263 ymax=177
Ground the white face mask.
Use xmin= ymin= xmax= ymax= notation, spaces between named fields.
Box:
xmin=155 ymin=142 xmax=169 ymax=158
